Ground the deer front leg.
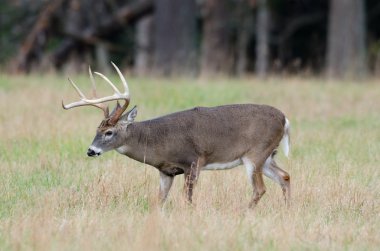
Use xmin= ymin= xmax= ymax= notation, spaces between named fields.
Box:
xmin=159 ymin=171 xmax=174 ymax=205
xmin=183 ymin=160 xmax=202 ymax=204
xmin=250 ymin=172 xmax=266 ymax=208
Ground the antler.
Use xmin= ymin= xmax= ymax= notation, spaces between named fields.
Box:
xmin=62 ymin=62 xmax=130 ymax=124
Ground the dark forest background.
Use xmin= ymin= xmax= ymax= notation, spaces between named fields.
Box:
xmin=1 ymin=0 xmax=379 ymax=79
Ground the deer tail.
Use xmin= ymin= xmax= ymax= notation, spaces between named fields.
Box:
xmin=281 ymin=117 xmax=290 ymax=158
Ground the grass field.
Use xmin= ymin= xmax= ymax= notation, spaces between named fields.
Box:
xmin=0 ymin=74 xmax=379 ymax=250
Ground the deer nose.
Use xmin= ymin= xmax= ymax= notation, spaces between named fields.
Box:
xmin=87 ymin=148 xmax=96 ymax=157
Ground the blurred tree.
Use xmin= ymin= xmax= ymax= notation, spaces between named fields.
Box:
xmin=12 ymin=0 xmax=64 ymax=73
xmin=365 ymin=0 xmax=380 ymax=75
xmin=236 ymin=0 xmax=254 ymax=76
xmin=152 ymin=0 xmax=197 ymax=76
xmin=3 ymin=0 xmax=380 ymax=78
xmin=327 ymin=0 xmax=367 ymax=79
xmin=255 ymin=0 xmax=270 ymax=78
xmin=0 ymin=0 xmax=48 ymax=69
xmin=269 ymin=0 xmax=327 ymax=74
xmin=135 ymin=12 xmax=153 ymax=76
xmin=10 ymin=0 xmax=153 ymax=73
xmin=200 ymin=0 xmax=235 ymax=75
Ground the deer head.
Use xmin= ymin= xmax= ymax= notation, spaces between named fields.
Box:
xmin=62 ymin=62 xmax=137 ymax=157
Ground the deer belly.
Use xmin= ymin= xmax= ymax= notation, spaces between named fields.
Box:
xmin=203 ymin=159 xmax=242 ymax=170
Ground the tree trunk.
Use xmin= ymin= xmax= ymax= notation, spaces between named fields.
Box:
xmin=62 ymin=0 xmax=87 ymax=73
xmin=87 ymin=0 xmax=111 ymax=73
xmin=327 ymin=0 xmax=367 ymax=79
xmin=201 ymin=0 xmax=235 ymax=76
xmin=236 ymin=2 xmax=254 ymax=76
xmin=255 ymin=0 xmax=270 ymax=78
xmin=375 ymin=51 xmax=380 ymax=77
xmin=135 ymin=14 xmax=153 ymax=76
xmin=152 ymin=0 xmax=197 ymax=76
xmin=95 ymin=44 xmax=111 ymax=74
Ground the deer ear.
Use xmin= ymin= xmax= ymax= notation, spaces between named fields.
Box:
xmin=121 ymin=105 xmax=138 ymax=123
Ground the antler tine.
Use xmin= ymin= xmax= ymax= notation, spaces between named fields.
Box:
xmin=93 ymin=103 xmax=109 ymax=118
xmin=94 ymin=71 xmax=121 ymax=94
xmin=68 ymin=78 xmax=86 ymax=99
xmin=111 ymin=61 xmax=129 ymax=94
xmin=106 ymin=64 xmax=130 ymax=125
xmin=88 ymin=66 xmax=110 ymax=117
xmin=89 ymin=66 xmax=97 ymax=98
xmin=93 ymin=64 xmax=130 ymax=124
xmin=62 ymin=78 xmax=87 ymax=109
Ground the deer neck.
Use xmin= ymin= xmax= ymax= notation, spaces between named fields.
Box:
xmin=115 ymin=122 xmax=155 ymax=164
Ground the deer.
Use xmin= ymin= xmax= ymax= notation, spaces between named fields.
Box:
xmin=62 ymin=63 xmax=291 ymax=208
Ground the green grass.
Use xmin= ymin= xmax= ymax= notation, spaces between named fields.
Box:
xmin=0 ymin=74 xmax=379 ymax=250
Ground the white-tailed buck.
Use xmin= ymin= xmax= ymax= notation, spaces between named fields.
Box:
xmin=62 ymin=63 xmax=291 ymax=208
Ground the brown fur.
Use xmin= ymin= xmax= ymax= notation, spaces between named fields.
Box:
xmin=120 ymin=104 xmax=285 ymax=171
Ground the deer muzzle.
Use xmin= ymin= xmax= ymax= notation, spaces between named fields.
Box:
xmin=87 ymin=146 xmax=102 ymax=157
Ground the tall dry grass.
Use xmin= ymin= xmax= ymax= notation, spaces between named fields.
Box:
xmin=0 ymin=75 xmax=379 ymax=250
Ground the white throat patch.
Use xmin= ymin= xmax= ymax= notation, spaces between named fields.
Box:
xmin=116 ymin=145 xmax=130 ymax=154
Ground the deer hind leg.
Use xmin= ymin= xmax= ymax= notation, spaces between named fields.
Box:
xmin=263 ymin=154 xmax=291 ymax=205
xmin=159 ymin=171 xmax=174 ymax=205
xmin=242 ymin=156 xmax=267 ymax=208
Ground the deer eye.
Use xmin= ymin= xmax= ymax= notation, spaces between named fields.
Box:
xmin=105 ymin=131 xmax=113 ymax=136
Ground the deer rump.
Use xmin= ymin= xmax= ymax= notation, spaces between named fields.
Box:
xmin=123 ymin=104 xmax=287 ymax=176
